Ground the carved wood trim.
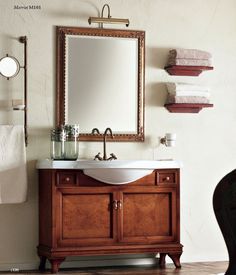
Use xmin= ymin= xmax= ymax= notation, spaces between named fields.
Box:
xmin=56 ymin=26 xmax=145 ymax=142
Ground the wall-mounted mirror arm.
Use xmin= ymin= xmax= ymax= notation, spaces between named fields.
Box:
xmin=88 ymin=4 xmax=130 ymax=28
xmin=0 ymin=36 xmax=28 ymax=146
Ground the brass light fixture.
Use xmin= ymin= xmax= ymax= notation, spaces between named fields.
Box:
xmin=88 ymin=4 xmax=129 ymax=28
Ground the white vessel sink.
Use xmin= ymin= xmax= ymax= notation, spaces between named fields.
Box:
xmin=36 ymin=159 xmax=182 ymax=185
xmin=83 ymin=167 xmax=153 ymax=184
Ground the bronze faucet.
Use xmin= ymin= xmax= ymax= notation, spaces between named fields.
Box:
xmin=103 ymin=128 xmax=115 ymax=160
xmin=91 ymin=127 xmax=117 ymax=161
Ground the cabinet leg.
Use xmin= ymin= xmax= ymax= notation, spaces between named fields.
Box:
xmin=39 ymin=256 xmax=47 ymax=271
xmin=168 ymin=252 xmax=182 ymax=268
xmin=49 ymin=258 xmax=65 ymax=273
xmin=159 ymin=253 xmax=167 ymax=268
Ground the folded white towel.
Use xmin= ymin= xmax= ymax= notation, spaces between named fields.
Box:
xmin=169 ymin=48 xmax=212 ymax=59
xmin=166 ymin=83 xmax=210 ymax=97
xmin=0 ymin=125 xmax=27 ymax=204
xmin=167 ymin=90 xmax=210 ymax=98
xmin=167 ymin=58 xmax=212 ymax=67
xmin=166 ymin=95 xmax=210 ymax=104
xmin=166 ymin=82 xmax=210 ymax=92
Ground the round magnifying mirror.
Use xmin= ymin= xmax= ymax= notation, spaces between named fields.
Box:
xmin=0 ymin=55 xmax=20 ymax=78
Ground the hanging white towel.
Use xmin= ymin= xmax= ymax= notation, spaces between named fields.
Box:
xmin=0 ymin=125 xmax=27 ymax=204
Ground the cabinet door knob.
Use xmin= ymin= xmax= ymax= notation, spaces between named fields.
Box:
xmin=118 ymin=201 xmax=122 ymax=210
xmin=112 ymin=200 xmax=118 ymax=210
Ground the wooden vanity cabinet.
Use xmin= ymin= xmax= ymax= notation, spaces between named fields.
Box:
xmin=38 ymin=168 xmax=183 ymax=273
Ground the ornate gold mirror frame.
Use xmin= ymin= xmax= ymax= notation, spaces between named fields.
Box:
xmin=56 ymin=26 xmax=145 ymax=142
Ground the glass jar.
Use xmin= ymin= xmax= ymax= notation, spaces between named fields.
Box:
xmin=64 ymin=124 xmax=79 ymax=160
xmin=50 ymin=128 xmax=66 ymax=160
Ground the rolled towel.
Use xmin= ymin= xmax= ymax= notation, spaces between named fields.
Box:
xmin=169 ymin=48 xmax=212 ymax=59
xmin=166 ymin=95 xmax=210 ymax=104
xmin=167 ymin=57 xmax=212 ymax=67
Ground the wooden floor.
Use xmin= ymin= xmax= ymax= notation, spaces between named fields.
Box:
xmin=0 ymin=261 xmax=227 ymax=275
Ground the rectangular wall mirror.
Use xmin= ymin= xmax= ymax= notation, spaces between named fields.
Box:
xmin=56 ymin=27 xmax=145 ymax=141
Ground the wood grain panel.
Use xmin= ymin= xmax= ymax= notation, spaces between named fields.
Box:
xmin=122 ymin=193 xmax=171 ymax=238
xmin=62 ymin=194 xmax=112 ymax=239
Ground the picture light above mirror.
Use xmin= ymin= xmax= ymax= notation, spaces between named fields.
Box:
xmin=56 ymin=26 xmax=145 ymax=142
xmin=88 ymin=4 xmax=130 ymax=28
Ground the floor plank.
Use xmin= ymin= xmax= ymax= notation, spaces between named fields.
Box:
xmin=0 ymin=261 xmax=227 ymax=275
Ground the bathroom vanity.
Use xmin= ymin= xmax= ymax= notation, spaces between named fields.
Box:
xmin=47 ymin=24 xmax=184 ymax=273
xmin=37 ymin=160 xmax=183 ymax=273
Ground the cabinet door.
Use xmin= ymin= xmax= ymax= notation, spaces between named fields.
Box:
xmin=55 ymin=188 xmax=118 ymax=247
xmin=118 ymin=187 xmax=177 ymax=244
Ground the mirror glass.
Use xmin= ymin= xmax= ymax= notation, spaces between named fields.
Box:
xmin=56 ymin=27 xmax=145 ymax=141
xmin=0 ymin=56 xmax=20 ymax=78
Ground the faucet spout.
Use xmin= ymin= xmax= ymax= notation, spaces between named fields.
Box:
xmin=104 ymin=127 xmax=113 ymax=137
xmin=92 ymin=127 xmax=117 ymax=161
xmin=103 ymin=127 xmax=113 ymax=160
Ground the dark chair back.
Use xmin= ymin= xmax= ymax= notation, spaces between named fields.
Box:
xmin=213 ymin=169 xmax=236 ymax=275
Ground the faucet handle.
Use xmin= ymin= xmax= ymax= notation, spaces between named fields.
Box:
xmin=91 ymin=128 xmax=100 ymax=134
xmin=107 ymin=153 xmax=117 ymax=161
xmin=94 ymin=152 xmax=102 ymax=161
xmin=110 ymin=153 xmax=117 ymax=159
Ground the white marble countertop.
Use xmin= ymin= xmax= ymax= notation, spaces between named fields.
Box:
xmin=36 ymin=159 xmax=182 ymax=170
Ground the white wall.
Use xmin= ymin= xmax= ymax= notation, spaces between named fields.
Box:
xmin=0 ymin=0 xmax=235 ymax=270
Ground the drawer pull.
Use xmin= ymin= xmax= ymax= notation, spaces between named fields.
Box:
xmin=65 ymin=177 xmax=70 ymax=182
xmin=164 ymin=176 xmax=170 ymax=181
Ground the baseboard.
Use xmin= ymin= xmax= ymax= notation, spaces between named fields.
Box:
xmin=0 ymin=255 xmax=159 ymax=272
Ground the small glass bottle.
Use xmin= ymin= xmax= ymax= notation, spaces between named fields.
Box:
xmin=50 ymin=127 xmax=66 ymax=160
xmin=64 ymin=124 xmax=79 ymax=160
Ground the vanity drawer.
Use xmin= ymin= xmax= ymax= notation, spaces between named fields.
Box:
xmin=56 ymin=171 xmax=78 ymax=186
xmin=157 ymin=170 xmax=177 ymax=184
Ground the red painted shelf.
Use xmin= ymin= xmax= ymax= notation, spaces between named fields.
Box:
xmin=164 ymin=65 xmax=214 ymax=76
xmin=164 ymin=103 xmax=214 ymax=113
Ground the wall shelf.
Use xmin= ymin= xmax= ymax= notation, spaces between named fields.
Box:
xmin=164 ymin=103 xmax=214 ymax=113
xmin=164 ymin=65 xmax=214 ymax=76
